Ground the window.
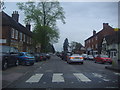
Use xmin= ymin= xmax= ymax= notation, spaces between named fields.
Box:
xmin=20 ymin=32 xmax=22 ymax=41
xmin=96 ymin=44 xmax=97 ymax=49
xmin=27 ymin=36 xmax=29 ymax=44
xmin=23 ymin=34 xmax=25 ymax=42
xmin=19 ymin=53 xmax=24 ymax=56
xmin=0 ymin=39 xmax=6 ymax=43
xmin=89 ymin=40 xmax=90 ymax=43
xmin=15 ymin=30 xmax=18 ymax=39
xmin=96 ymin=36 xmax=97 ymax=40
xmin=92 ymin=45 xmax=93 ymax=49
xmin=11 ymin=28 xmax=15 ymax=38
xmin=30 ymin=38 xmax=32 ymax=44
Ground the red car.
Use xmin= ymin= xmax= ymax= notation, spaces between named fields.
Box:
xmin=94 ymin=55 xmax=112 ymax=64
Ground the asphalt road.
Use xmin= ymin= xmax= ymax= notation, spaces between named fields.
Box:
xmin=2 ymin=55 xmax=120 ymax=89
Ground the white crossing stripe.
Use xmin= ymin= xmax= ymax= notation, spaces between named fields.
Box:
xmin=92 ymin=73 xmax=102 ymax=78
xmin=73 ymin=73 xmax=91 ymax=82
xmin=92 ymin=73 xmax=110 ymax=81
xmin=52 ymin=73 xmax=64 ymax=82
xmin=114 ymin=72 xmax=120 ymax=76
xmin=26 ymin=74 xmax=43 ymax=83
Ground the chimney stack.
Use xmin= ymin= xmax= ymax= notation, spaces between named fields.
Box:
xmin=103 ymin=23 xmax=109 ymax=29
xmin=12 ymin=11 xmax=19 ymax=22
xmin=26 ymin=23 xmax=31 ymax=31
xmin=93 ymin=30 xmax=96 ymax=36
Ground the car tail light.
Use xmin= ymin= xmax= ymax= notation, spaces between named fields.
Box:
xmin=80 ymin=57 xmax=83 ymax=59
xmin=70 ymin=57 xmax=74 ymax=59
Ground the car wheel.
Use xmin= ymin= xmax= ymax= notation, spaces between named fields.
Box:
xmin=31 ymin=63 xmax=34 ymax=65
xmin=94 ymin=60 xmax=97 ymax=63
xmin=15 ymin=59 xmax=19 ymax=66
xmin=81 ymin=62 xmax=83 ymax=64
xmin=3 ymin=60 xmax=8 ymax=70
xmin=67 ymin=61 xmax=71 ymax=64
xmin=101 ymin=61 xmax=105 ymax=64
xmin=22 ymin=62 xmax=26 ymax=66
xmin=109 ymin=62 xmax=112 ymax=64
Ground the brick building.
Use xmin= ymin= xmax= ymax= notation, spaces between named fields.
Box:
xmin=0 ymin=11 xmax=34 ymax=52
xmin=85 ymin=23 xmax=115 ymax=56
xmin=101 ymin=30 xmax=120 ymax=60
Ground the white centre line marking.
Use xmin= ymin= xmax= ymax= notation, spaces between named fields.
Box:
xmin=26 ymin=74 xmax=43 ymax=83
xmin=52 ymin=73 xmax=64 ymax=82
xmin=73 ymin=73 xmax=91 ymax=82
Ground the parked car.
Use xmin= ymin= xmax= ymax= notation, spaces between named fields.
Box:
xmin=61 ymin=52 xmax=71 ymax=61
xmin=40 ymin=53 xmax=47 ymax=60
xmin=82 ymin=54 xmax=88 ymax=60
xmin=46 ymin=53 xmax=51 ymax=59
xmin=67 ymin=54 xmax=84 ymax=64
xmin=94 ymin=55 xmax=112 ymax=64
xmin=17 ymin=52 xmax=35 ymax=65
xmin=56 ymin=53 xmax=60 ymax=57
xmin=87 ymin=55 xmax=94 ymax=60
xmin=32 ymin=53 xmax=41 ymax=62
xmin=0 ymin=45 xmax=19 ymax=70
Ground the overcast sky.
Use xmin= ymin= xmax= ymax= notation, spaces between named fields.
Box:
xmin=4 ymin=0 xmax=119 ymax=52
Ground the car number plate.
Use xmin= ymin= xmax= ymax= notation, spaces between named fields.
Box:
xmin=75 ymin=57 xmax=79 ymax=59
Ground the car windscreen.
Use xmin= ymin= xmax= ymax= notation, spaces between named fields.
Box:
xmin=100 ymin=55 xmax=108 ymax=58
xmin=25 ymin=53 xmax=33 ymax=57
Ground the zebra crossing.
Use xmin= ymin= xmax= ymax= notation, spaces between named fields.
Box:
xmin=73 ymin=73 xmax=91 ymax=82
xmin=25 ymin=72 xmax=113 ymax=83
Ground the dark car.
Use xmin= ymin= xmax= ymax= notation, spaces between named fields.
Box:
xmin=61 ymin=52 xmax=72 ymax=61
xmin=40 ymin=53 xmax=47 ymax=60
xmin=32 ymin=53 xmax=41 ymax=62
xmin=17 ymin=52 xmax=35 ymax=65
xmin=0 ymin=45 xmax=19 ymax=70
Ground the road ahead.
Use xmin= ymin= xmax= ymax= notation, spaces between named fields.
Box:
xmin=2 ymin=55 xmax=120 ymax=89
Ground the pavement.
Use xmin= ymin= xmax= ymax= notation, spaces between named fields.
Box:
xmin=105 ymin=61 xmax=120 ymax=72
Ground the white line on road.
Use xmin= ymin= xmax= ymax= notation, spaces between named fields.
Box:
xmin=52 ymin=73 xmax=64 ymax=82
xmin=92 ymin=73 xmax=110 ymax=82
xmin=73 ymin=73 xmax=91 ymax=82
xmin=26 ymin=74 xmax=43 ymax=83
xmin=114 ymin=72 xmax=120 ymax=76
xmin=92 ymin=73 xmax=103 ymax=78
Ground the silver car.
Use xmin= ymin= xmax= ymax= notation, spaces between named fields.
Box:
xmin=67 ymin=54 xmax=84 ymax=64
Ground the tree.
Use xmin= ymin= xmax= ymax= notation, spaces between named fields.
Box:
xmin=17 ymin=1 xmax=65 ymax=52
xmin=63 ymin=38 xmax=69 ymax=52
xmin=17 ymin=1 xmax=65 ymax=26
xmin=0 ymin=1 xmax=6 ymax=11
xmin=70 ymin=41 xmax=83 ymax=53
xmin=33 ymin=25 xmax=59 ymax=52
xmin=46 ymin=43 xmax=55 ymax=53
